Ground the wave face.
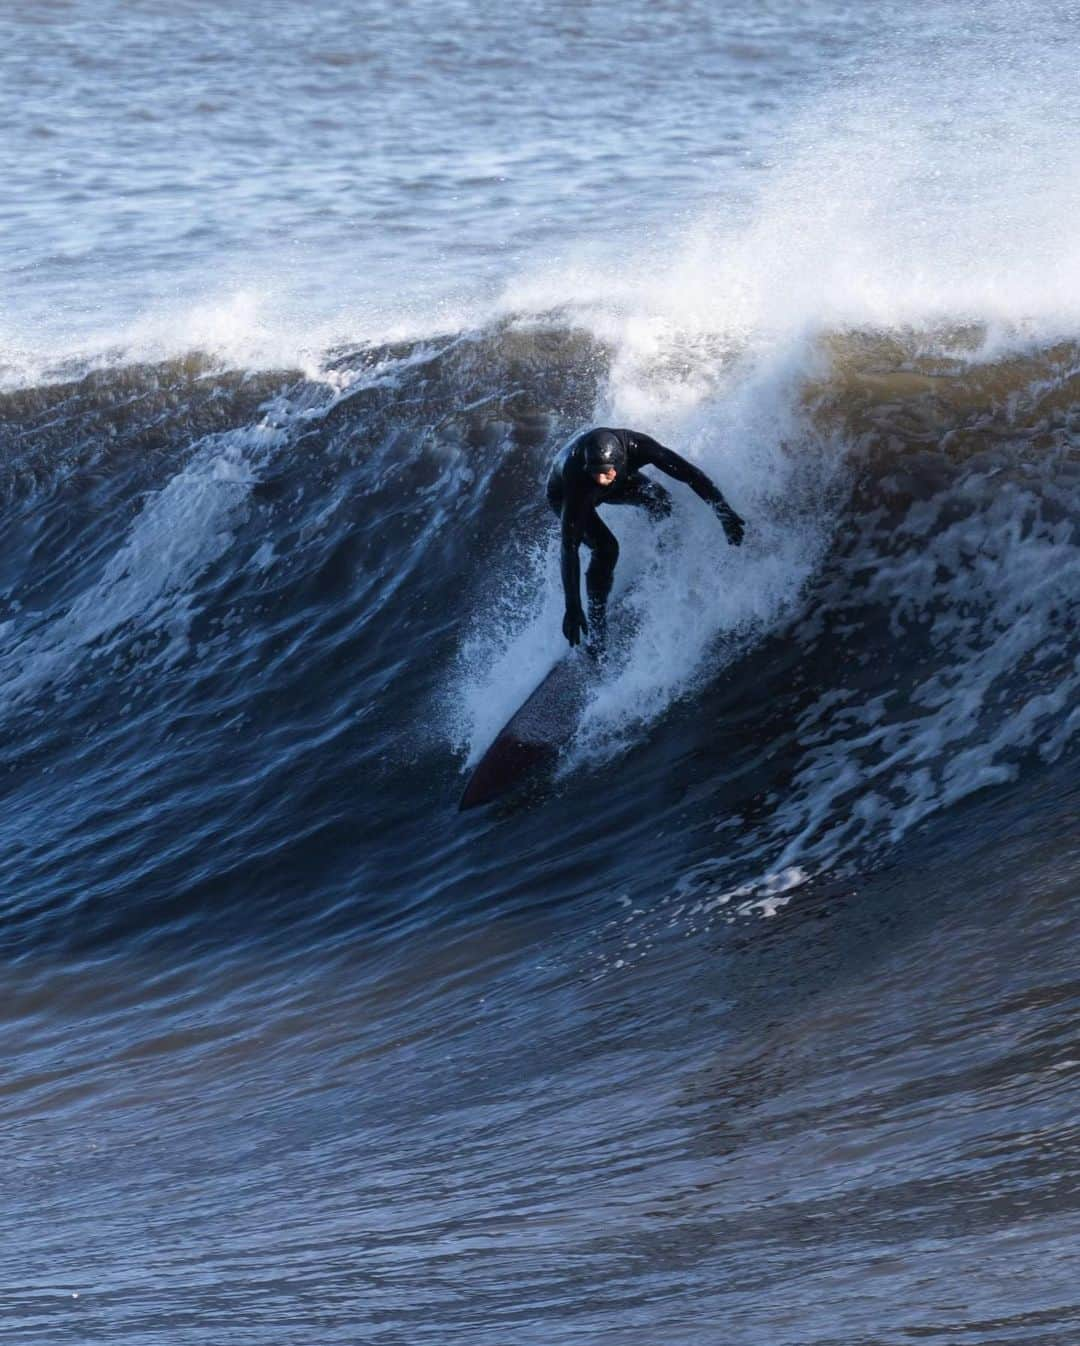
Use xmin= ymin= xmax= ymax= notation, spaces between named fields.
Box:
xmin=4 ymin=324 xmax=1072 ymax=945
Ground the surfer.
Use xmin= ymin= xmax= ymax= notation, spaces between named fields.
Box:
xmin=547 ymin=427 xmax=745 ymax=648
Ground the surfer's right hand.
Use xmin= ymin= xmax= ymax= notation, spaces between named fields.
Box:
xmin=563 ymin=606 xmax=588 ymax=647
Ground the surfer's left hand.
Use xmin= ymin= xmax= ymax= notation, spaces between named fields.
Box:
xmin=715 ymin=501 xmax=745 ymax=546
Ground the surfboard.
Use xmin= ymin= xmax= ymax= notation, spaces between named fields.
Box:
xmin=459 ymin=649 xmax=596 ymax=809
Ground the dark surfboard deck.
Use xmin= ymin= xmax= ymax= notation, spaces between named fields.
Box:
xmin=459 ymin=650 xmax=596 ymax=810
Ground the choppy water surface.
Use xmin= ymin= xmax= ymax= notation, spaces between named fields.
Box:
xmin=2 ymin=2 xmax=1079 ymax=1343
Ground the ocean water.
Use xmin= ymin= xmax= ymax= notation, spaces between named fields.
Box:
xmin=2 ymin=2 xmax=1079 ymax=1342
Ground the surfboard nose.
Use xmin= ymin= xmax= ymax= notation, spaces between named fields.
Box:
xmin=458 ymin=649 xmax=595 ymax=810
xmin=459 ymin=738 xmax=556 ymax=809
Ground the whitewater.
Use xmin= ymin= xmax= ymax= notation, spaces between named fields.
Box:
xmin=2 ymin=1 xmax=1079 ymax=1343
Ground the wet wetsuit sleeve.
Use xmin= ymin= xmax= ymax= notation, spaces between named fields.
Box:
xmin=628 ymin=432 xmax=725 ymax=505
xmin=627 ymin=431 xmax=745 ymax=544
xmin=560 ymin=498 xmax=586 ymax=622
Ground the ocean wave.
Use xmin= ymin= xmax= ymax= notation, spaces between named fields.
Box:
xmin=0 ymin=316 xmax=1075 ymax=948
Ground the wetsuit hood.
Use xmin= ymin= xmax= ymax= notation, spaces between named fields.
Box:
xmin=583 ymin=430 xmax=626 ymax=476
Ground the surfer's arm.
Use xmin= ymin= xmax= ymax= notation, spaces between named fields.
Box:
xmin=559 ymin=502 xmax=588 ymax=646
xmin=629 ymin=433 xmax=745 ymax=546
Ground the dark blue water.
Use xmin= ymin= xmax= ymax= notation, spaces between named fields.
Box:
xmin=2 ymin=3 xmax=1080 ymax=1342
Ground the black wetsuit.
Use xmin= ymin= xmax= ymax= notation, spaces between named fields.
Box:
xmin=547 ymin=426 xmax=745 ymax=648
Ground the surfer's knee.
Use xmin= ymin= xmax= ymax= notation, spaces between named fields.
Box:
xmin=645 ymin=483 xmax=673 ymax=520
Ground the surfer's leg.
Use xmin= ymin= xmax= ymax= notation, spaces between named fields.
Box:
xmin=582 ymin=513 xmax=618 ymax=645
xmin=627 ymin=475 xmax=673 ymax=522
xmin=609 ymin=473 xmax=673 ymax=523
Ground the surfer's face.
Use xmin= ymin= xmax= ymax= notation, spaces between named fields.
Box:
xmin=592 ymin=467 xmax=617 ymax=487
